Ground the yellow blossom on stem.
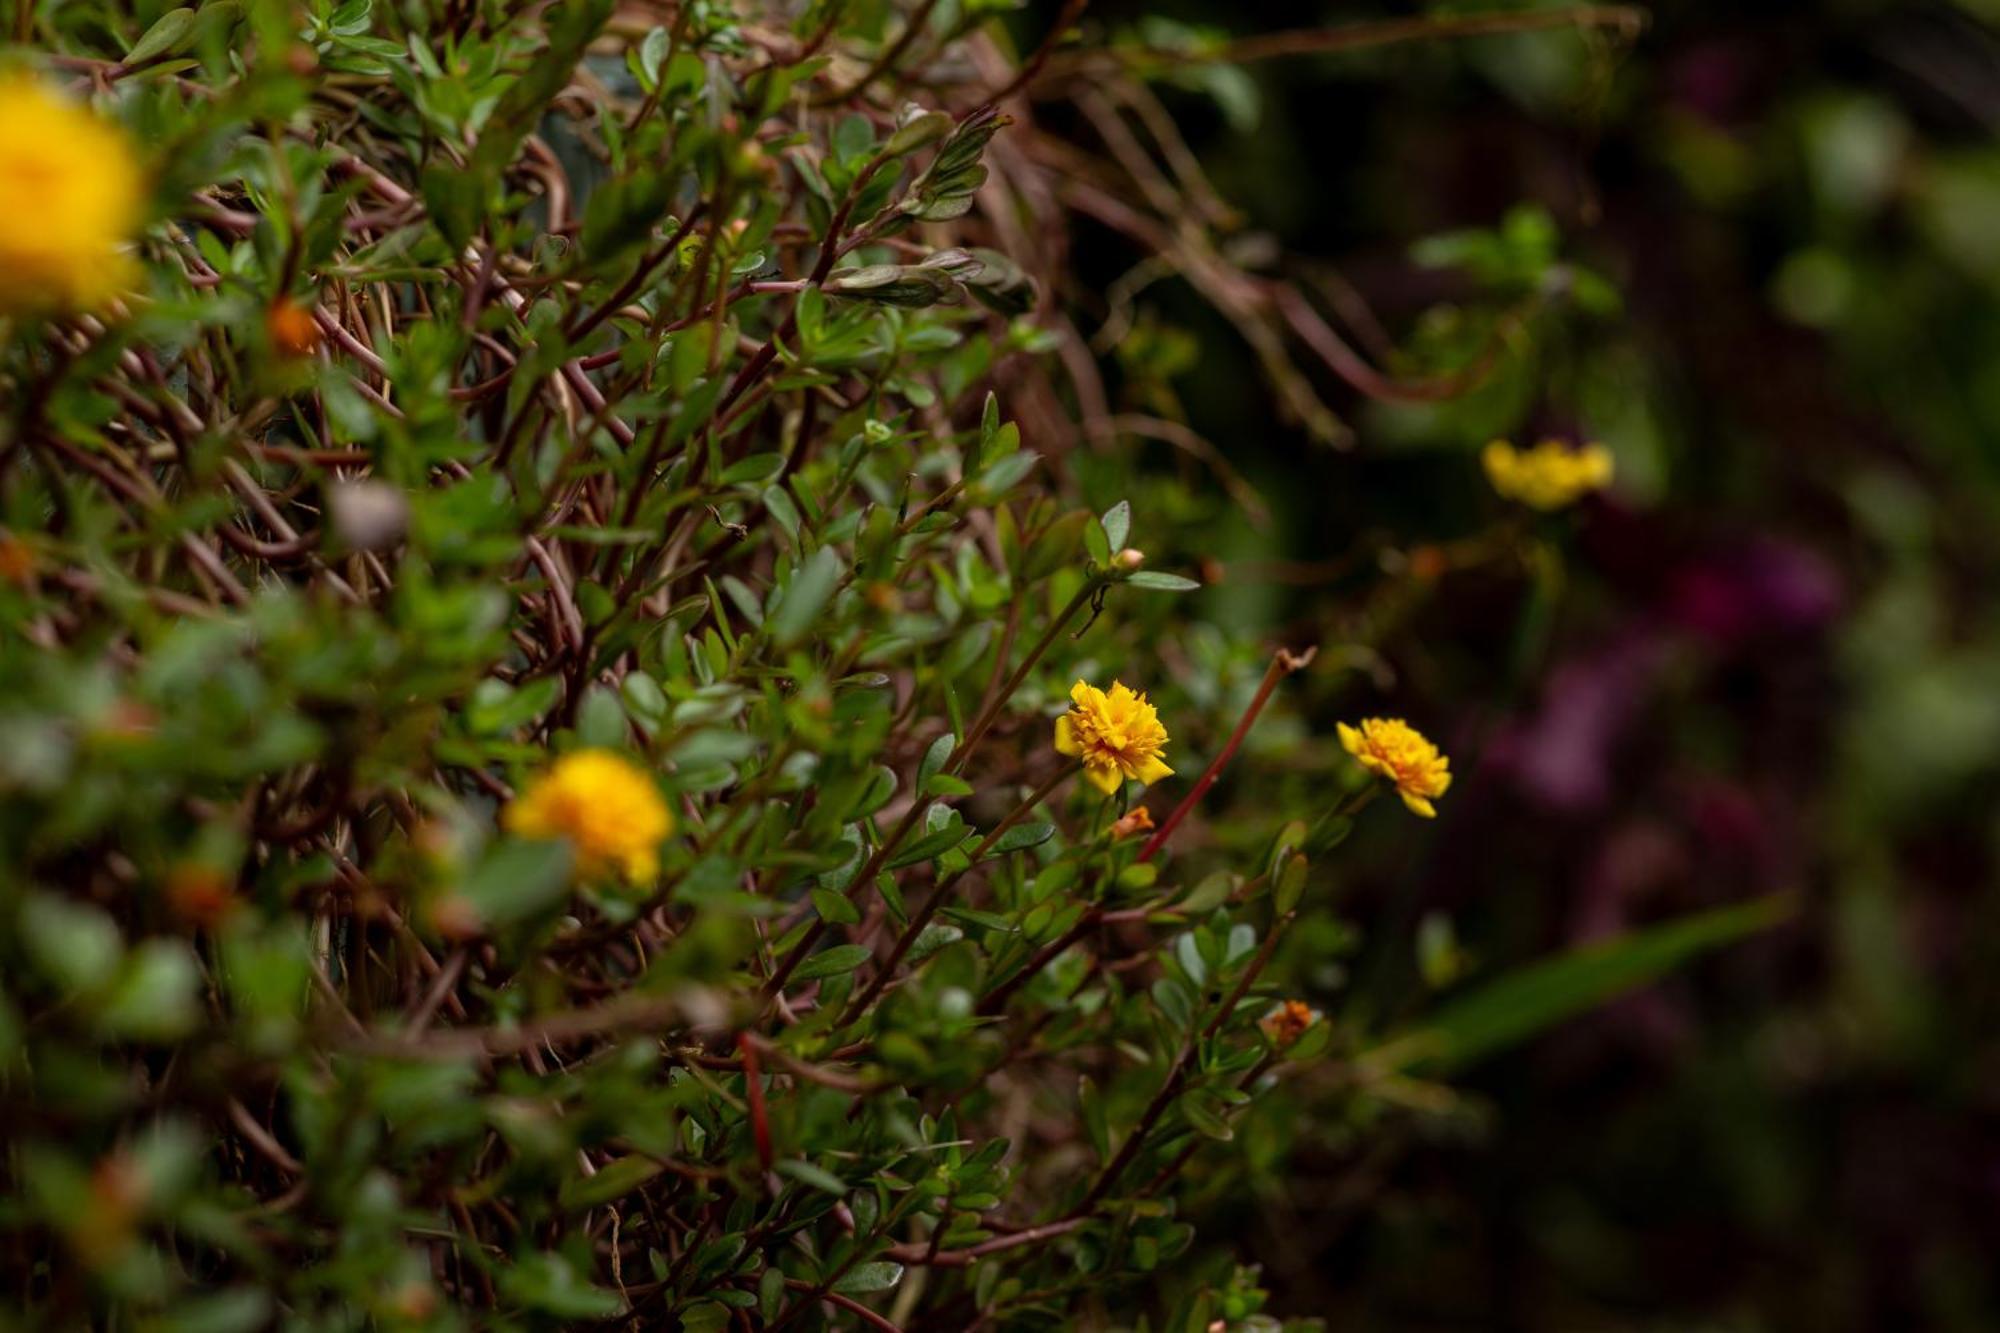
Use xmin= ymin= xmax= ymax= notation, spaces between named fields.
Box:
xmin=0 ymin=79 xmax=145 ymax=316
xmin=1338 ymin=717 xmax=1452 ymax=818
xmin=503 ymin=750 xmax=672 ymax=884
xmin=1481 ymin=438 xmax=1613 ymax=510
xmin=1054 ymin=679 xmax=1173 ymax=796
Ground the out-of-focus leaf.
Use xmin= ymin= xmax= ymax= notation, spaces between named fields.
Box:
xmin=1368 ymin=895 xmax=1795 ymax=1074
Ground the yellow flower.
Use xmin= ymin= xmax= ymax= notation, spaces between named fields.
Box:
xmin=503 ymin=750 xmax=672 ymax=884
xmin=1482 ymin=438 xmax=1613 ymax=510
xmin=1338 ymin=717 xmax=1451 ymax=818
xmin=0 ymin=78 xmax=145 ymax=315
xmin=1054 ymin=679 xmax=1173 ymax=796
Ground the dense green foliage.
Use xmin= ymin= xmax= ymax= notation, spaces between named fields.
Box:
xmin=0 ymin=2 xmax=1813 ymax=1329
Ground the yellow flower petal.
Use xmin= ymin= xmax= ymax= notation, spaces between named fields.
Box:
xmin=1134 ymin=755 xmax=1174 ymax=786
xmin=1083 ymin=762 xmax=1124 ymax=796
xmin=1053 ymin=713 xmax=1081 ymax=757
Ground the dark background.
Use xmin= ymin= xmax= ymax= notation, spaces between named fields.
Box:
xmin=1037 ymin=2 xmax=2000 ymax=1327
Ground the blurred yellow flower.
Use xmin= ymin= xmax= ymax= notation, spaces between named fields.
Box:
xmin=0 ymin=78 xmax=144 ymax=315
xmin=503 ymin=750 xmax=671 ymax=883
xmin=1055 ymin=679 xmax=1173 ymax=796
xmin=1338 ymin=717 xmax=1451 ymax=818
xmin=1481 ymin=438 xmax=1613 ymax=510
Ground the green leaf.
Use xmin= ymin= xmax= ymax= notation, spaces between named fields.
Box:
xmin=906 ymin=923 xmax=963 ymax=965
xmin=677 ymin=1303 xmax=730 ymax=1333
xmin=886 ymin=107 xmax=953 ymax=156
xmin=986 ymin=822 xmax=1055 ymax=856
xmin=1084 ymin=512 xmax=1110 ymax=566
xmin=792 ymin=944 xmax=872 ymax=983
xmin=777 ymin=1159 xmax=848 ymax=1193
xmin=126 ymin=7 xmax=197 ymax=63
xmin=579 ymin=172 xmax=677 ymax=267
xmin=810 ymin=887 xmax=860 ymax=926
xmin=1371 ymin=895 xmax=1795 ymax=1074
xmin=1179 ymin=872 xmax=1235 ymax=914
xmin=972 ymin=451 xmax=1038 ymax=497
xmin=1180 ymin=1092 xmax=1234 ymax=1142
xmin=917 ymin=731 xmax=955 ymax=789
xmin=834 ymin=1262 xmax=905 ymax=1295
xmin=1124 ymin=571 xmax=1202 ymax=592
xmin=560 ymin=1155 xmax=665 ymax=1210
xmin=21 ymin=894 xmax=122 ymax=995
xmin=971 ymin=390 xmax=1001 ymax=473
xmin=459 ymin=838 xmax=575 ymax=931
xmin=825 ymin=263 xmax=961 ymax=307
xmin=769 ymin=546 xmax=846 ymax=647
xmin=422 ymin=163 xmax=487 ymax=251
xmin=468 ymin=676 xmax=563 ymax=734
xmin=758 ymin=1268 xmax=787 ymax=1323
xmin=638 ymin=25 xmax=670 ymax=87
xmin=499 ymin=1252 xmax=624 ymax=1319
xmin=1079 ymin=1074 xmax=1109 ymax=1161
xmin=575 ymin=686 xmax=629 ymax=748
xmin=962 ymin=247 xmax=1038 ymax=315
xmin=1100 ymin=500 xmax=1131 ymax=552
xmin=884 ymin=820 xmax=969 ymax=869
xmin=96 ymin=940 xmax=200 ymax=1041
xmin=1272 ymin=852 xmax=1308 ymax=914
xmin=621 ymin=672 xmax=669 ymax=737
xmin=1174 ymin=932 xmax=1207 ymax=988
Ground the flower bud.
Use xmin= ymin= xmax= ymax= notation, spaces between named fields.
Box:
xmin=1110 ymin=807 xmax=1155 ymax=840
xmin=267 ymin=298 xmax=321 ymax=358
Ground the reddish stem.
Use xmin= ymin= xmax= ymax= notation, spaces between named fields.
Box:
xmin=738 ymin=1032 xmax=773 ymax=1172
xmin=1136 ymin=645 xmax=1315 ymax=863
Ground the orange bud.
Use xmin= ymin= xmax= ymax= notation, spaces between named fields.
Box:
xmin=166 ymin=862 xmax=238 ymax=929
xmin=1258 ymin=999 xmax=1318 ymax=1047
xmin=0 ymin=531 xmax=35 ymax=583
xmin=267 ymin=298 xmax=321 ymax=358
xmin=1111 ymin=806 xmax=1155 ymax=840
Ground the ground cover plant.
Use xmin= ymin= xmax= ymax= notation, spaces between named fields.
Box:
xmin=0 ymin=2 xmax=1789 ymax=1328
